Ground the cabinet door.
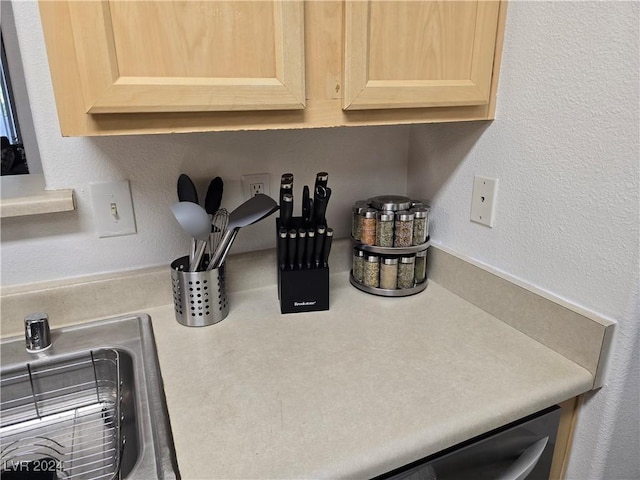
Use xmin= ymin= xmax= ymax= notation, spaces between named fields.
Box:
xmin=343 ymin=1 xmax=500 ymax=110
xmin=63 ymin=1 xmax=305 ymax=114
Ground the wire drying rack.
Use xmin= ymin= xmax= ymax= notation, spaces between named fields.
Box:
xmin=0 ymin=349 xmax=124 ymax=480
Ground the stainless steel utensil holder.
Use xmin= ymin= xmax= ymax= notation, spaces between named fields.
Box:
xmin=171 ymin=256 xmax=229 ymax=327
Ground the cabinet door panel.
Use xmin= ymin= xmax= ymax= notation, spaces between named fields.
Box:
xmin=67 ymin=0 xmax=305 ymax=113
xmin=344 ymin=0 xmax=500 ymax=110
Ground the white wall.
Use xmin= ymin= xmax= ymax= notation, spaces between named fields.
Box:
xmin=407 ymin=2 xmax=639 ymax=479
xmin=0 ymin=1 xmax=409 ymax=286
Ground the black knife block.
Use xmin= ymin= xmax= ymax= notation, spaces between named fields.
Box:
xmin=276 ymin=217 xmax=330 ymax=314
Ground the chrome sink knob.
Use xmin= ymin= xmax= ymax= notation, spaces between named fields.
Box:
xmin=24 ymin=312 xmax=52 ymax=353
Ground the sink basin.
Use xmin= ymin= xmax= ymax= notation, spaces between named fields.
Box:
xmin=0 ymin=314 xmax=179 ymax=479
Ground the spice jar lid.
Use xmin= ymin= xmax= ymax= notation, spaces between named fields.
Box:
xmin=411 ymin=206 xmax=430 ymax=218
xmin=366 ymin=255 xmax=379 ymax=263
xmin=400 ymin=255 xmax=415 ymax=263
xmin=411 ymin=200 xmax=425 ymax=208
xmin=362 ymin=207 xmax=378 ymax=219
xmin=354 ymin=248 xmax=365 ymax=257
xmin=396 ymin=210 xmax=415 ymax=221
xmin=416 ymin=250 xmax=427 ymax=258
xmin=376 ymin=211 xmax=394 ymax=221
xmin=382 ymin=257 xmax=399 ymax=265
xmin=368 ymin=195 xmax=412 ymax=211
xmin=353 ymin=200 xmax=368 ymax=213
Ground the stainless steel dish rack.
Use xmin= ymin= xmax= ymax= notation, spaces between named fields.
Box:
xmin=0 ymin=349 xmax=124 ymax=480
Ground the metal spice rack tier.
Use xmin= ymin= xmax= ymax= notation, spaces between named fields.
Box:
xmin=0 ymin=349 xmax=124 ymax=480
xmin=350 ymin=237 xmax=430 ymax=297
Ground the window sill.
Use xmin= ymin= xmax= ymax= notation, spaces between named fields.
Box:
xmin=1 ymin=174 xmax=75 ymax=218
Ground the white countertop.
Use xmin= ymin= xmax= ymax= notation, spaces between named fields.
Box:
xmin=147 ymin=274 xmax=593 ymax=479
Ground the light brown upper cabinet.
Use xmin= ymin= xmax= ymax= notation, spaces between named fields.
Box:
xmin=39 ymin=1 xmax=507 ymax=137
xmin=343 ymin=1 xmax=500 ymax=110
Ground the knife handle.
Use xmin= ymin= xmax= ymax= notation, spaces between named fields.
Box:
xmin=314 ymin=172 xmax=328 ymax=190
xmin=321 ymin=228 xmax=333 ymax=268
xmin=278 ymin=227 xmax=288 ymax=270
xmin=280 ymin=193 xmax=294 ymax=230
xmin=279 ymin=173 xmax=293 ymax=212
xmin=313 ymin=226 xmax=325 ymax=268
xmin=305 ymin=229 xmax=315 ymax=269
xmin=296 ymin=228 xmax=307 ymax=270
xmin=287 ymin=229 xmax=297 ymax=270
xmin=312 ymin=186 xmax=327 ymax=228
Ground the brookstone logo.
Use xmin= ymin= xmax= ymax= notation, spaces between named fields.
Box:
xmin=294 ymin=301 xmax=317 ymax=307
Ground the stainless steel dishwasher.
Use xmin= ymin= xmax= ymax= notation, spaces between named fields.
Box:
xmin=376 ymin=406 xmax=561 ymax=480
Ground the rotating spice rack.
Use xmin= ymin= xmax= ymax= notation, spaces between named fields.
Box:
xmin=350 ymin=237 xmax=430 ymax=297
xmin=350 ymin=195 xmax=430 ymax=298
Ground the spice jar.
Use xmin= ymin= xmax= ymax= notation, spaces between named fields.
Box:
xmin=363 ymin=255 xmax=380 ymax=288
xmin=411 ymin=207 xmax=430 ymax=245
xmin=394 ymin=211 xmax=415 ymax=248
xmin=360 ymin=208 xmax=378 ymax=245
xmin=376 ymin=211 xmax=394 ymax=247
xmin=351 ymin=201 xmax=368 ymax=241
xmin=398 ymin=255 xmax=415 ymax=289
xmin=352 ymin=248 xmax=365 ymax=283
xmin=380 ymin=257 xmax=398 ymax=289
xmin=415 ymin=250 xmax=427 ymax=284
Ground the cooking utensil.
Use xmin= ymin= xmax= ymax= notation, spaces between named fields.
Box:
xmin=177 ymin=174 xmax=200 ymax=263
xmin=210 ymin=208 xmax=229 ymax=262
xmin=207 ymin=194 xmax=279 ymax=270
xmin=177 ymin=174 xmax=199 ymax=204
xmin=170 ymin=201 xmax=211 ymax=271
xmin=204 ymin=177 xmax=224 ymax=216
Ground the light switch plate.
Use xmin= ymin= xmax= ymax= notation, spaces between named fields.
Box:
xmin=470 ymin=176 xmax=498 ymax=227
xmin=90 ymin=180 xmax=137 ymax=238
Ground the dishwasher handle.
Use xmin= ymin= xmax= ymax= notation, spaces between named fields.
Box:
xmin=496 ymin=436 xmax=549 ymax=480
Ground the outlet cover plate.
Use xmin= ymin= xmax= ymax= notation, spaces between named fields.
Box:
xmin=90 ymin=180 xmax=137 ymax=237
xmin=470 ymin=176 xmax=498 ymax=227
xmin=241 ymin=173 xmax=271 ymax=200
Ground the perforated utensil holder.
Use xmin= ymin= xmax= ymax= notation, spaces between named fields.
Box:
xmin=171 ymin=256 xmax=229 ymax=327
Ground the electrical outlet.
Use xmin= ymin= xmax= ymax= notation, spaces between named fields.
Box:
xmin=470 ymin=176 xmax=498 ymax=227
xmin=242 ymin=173 xmax=271 ymax=199
xmin=90 ymin=180 xmax=137 ymax=237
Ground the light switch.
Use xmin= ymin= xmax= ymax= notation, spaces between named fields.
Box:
xmin=90 ymin=180 xmax=137 ymax=238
